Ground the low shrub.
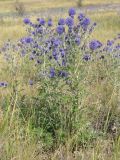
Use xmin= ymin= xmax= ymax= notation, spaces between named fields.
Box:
xmin=0 ymin=8 xmax=120 ymax=152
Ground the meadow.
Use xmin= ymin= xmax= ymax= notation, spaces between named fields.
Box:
xmin=0 ymin=0 xmax=120 ymax=160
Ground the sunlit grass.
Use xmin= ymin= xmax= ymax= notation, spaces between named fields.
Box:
xmin=89 ymin=11 xmax=120 ymax=41
xmin=84 ymin=0 xmax=120 ymax=5
xmin=0 ymin=0 xmax=119 ymax=14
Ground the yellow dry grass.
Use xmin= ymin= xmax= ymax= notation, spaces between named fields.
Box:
xmin=0 ymin=0 xmax=120 ymax=13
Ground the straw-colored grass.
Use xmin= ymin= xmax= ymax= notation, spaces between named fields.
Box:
xmin=0 ymin=0 xmax=120 ymax=14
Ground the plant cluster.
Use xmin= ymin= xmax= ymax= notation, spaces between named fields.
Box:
xmin=0 ymin=8 xmax=120 ymax=150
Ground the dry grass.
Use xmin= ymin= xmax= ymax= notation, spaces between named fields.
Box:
xmin=0 ymin=0 xmax=120 ymax=14
xmin=84 ymin=0 xmax=120 ymax=5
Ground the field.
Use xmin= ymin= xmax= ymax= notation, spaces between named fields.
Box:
xmin=0 ymin=0 xmax=120 ymax=160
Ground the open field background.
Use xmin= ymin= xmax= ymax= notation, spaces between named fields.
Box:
xmin=0 ymin=0 xmax=120 ymax=160
xmin=0 ymin=0 xmax=120 ymax=44
xmin=0 ymin=0 xmax=120 ymax=14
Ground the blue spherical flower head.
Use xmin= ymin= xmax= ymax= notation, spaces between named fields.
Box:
xmin=75 ymin=37 xmax=81 ymax=45
xmin=69 ymin=8 xmax=76 ymax=17
xmin=50 ymin=68 xmax=55 ymax=78
xmin=89 ymin=40 xmax=102 ymax=50
xmin=23 ymin=18 xmax=30 ymax=24
xmin=48 ymin=19 xmax=53 ymax=27
xmin=78 ymin=13 xmax=85 ymax=21
xmin=25 ymin=37 xmax=33 ymax=43
xmin=37 ymin=28 xmax=43 ymax=34
xmin=53 ymin=39 xmax=61 ymax=47
xmin=58 ymin=18 xmax=65 ymax=25
xmin=39 ymin=18 xmax=45 ymax=25
xmin=56 ymin=25 xmax=65 ymax=35
xmin=81 ymin=18 xmax=90 ymax=30
xmin=66 ymin=17 xmax=74 ymax=27
xmin=32 ymin=31 xmax=35 ymax=35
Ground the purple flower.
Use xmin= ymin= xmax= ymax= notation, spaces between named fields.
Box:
xmin=56 ymin=25 xmax=65 ymax=35
xmin=75 ymin=37 xmax=81 ymax=45
xmin=20 ymin=38 xmax=25 ymax=44
xmin=89 ymin=40 xmax=102 ymax=50
xmin=48 ymin=19 xmax=53 ymax=27
xmin=32 ymin=31 xmax=35 ymax=35
xmin=69 ymin=8 xmax=76 ymax=17
xmin=0 ymin=82 xmax=8 ymax=87
xmin=83 ymin=54 xmax=91 ymax=61
xmin=116 ymin=44 xmax=120 ymax=49
xmin=60 ymin=49 xmax=65 ymax=57
xmin=23 ymin=18 xmax=30 ymax=24
xmin=78 ymin=13 xmax=85 ymax=21
xmin=58 ymin=18 xmax=65 ymax=25
xmin=39 ymin=18 xmax=45 ymax=25
xmin=53 ymin=39 xmax=61 ymax=47
xmin=52 ymin=50 xmax=58 ymax=60
xmin=81 ymin=18 xmax=90 ymax=30
xmin=37 ymin=28 xmax=43 ymax=34
xmin=66 ymin=17 xmax=74 ymax=26
xmin=25 ymin=37 xmax=33 ymax=43
xmin=50 ymin=68 xmax=55 ymax=78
